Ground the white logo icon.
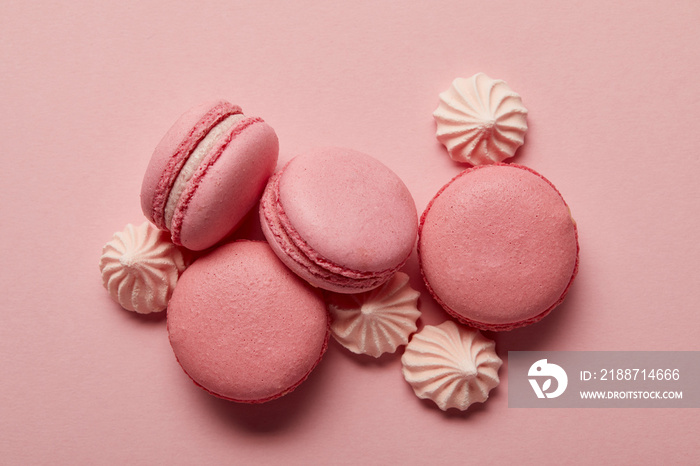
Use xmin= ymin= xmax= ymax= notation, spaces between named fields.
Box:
xmin=528 ymin=359 xmax=568 ymax=399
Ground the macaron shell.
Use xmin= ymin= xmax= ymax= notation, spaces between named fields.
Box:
xmin=260 ymin=171 xmax=390 ymax=293
xmin=173 ymin=118 xmax=278 ymax=250
xmin=167 ymin=241 xmax=330 ymax=403
xmin=140 ymin=100 xmax=241 ymax=229
xmin=419 ymin=164 xmax=578 ymax=331
xmin=277 ymin=148 xmax=418 ymax=273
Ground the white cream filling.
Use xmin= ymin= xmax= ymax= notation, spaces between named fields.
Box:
xmin=164 ymin=113 xmax=245 ymax=229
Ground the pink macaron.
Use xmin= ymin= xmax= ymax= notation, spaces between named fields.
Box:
xmin=419 ymin=164 xmax=579 ymax=331
xmin=167 ymin=240 xmax=330 ymax=403
xmin=260 ymin=147 xmax=418 ymax=293
xmin=141 ymin=100 xmax=278 ymax=251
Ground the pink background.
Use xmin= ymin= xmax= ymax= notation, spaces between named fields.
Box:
xmin=1 ymin=1 xmax=699 ymax=464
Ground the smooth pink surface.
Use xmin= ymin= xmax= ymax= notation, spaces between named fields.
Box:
xmin=419 ymin=164 xmax=578 ymax=330
xmin=279 ymin=149 xmax=417 ymax=272
xmin=2 ymin=1 xmax=699 ymax=464
xmin=260 ymin=148 xmax=418 ymax=292
xmin=168 ymin=241 xmax=329 ymax=402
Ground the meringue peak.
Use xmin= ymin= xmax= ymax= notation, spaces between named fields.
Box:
xmin=99 ymin=222 xmax=187 ymax=314
xmin=402 ymin=321 xmax=502 ymax=411
xmin=326 ymin=272 xmax=421 ymax=358
xmin=434 ymin=73 xmax=528 ymax=165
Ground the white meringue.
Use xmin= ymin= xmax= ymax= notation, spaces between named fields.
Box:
xmin=401 ymin=321 xmax=502 ymax=411
xmin=433 ymin=73 xmax=528 ymax=165
xmin=99 ymin=222 xmax=186 ymax=314
xmin=326 ymin=272 xmax=421 ymax=357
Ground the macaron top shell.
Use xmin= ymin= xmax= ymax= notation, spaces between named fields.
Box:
xmin=167 ymin=241 xmax=329 ymax=403
xmin=278 ymin=148 xmax=418 ymax=273
xmin=419 ymin=164 xmax=578 ymax=330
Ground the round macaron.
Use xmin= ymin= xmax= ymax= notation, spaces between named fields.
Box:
xmin=141 ymin=100 xmax=278 ymax=251
xmin=419 ymin=164 xmax=579 ymax=331
xmin=167 ymin=240 xmax=330 ymax=403
xmin=259 ymin=147 xmax=418 ymax=293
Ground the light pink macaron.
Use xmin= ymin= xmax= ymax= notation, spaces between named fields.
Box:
xmin=419 ymin=164 xmax=579 ymax=331
xmin=141 ymin=100 xmax=278 ymax=251
xmin=260 ymin=147 xmax=418 ymax=293
xmin=167 ymin=240 xmax=330 ymax=403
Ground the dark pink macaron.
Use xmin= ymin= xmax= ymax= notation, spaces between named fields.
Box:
xmin=259 ymin=147 xmax=418 ymax=293
xmin=419 ymin=164 xmax=579 ymax=331
xmin=141 ymin=100 xmax=278 ymax=251
xmin=167 ymin=240 xmax=330 ymax=403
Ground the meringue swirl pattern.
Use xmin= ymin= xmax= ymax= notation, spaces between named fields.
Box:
xmin=99 ymin=222 xmax=186 ymax=314
xmin=401 ymin=321 xmax=502 ymax=411
xmin=433 ymin=73 xmax=528 ymax=165
xmin=326 ymin=272 xmax=421 ymax=357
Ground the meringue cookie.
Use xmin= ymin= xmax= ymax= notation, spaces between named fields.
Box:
xmin=401 ymin=321 xmax=502 ymax=411
xmin=325 ymin=272 xmax=421 ymax=357
xmin=99 ymin=222 xmax=186 ymax=314
xmin=433 ymin=73 xmax=528 ymax=165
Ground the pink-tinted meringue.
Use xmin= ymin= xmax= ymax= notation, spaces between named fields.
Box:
xmin=325 ymin=272 xmax=421 ymax=357
xmin=99 ymin=222 xmax=186 ymax=314
xmin=433 ymin=73 xmax=528 ymax=165
xmin=401 ymin=321 xmax=502 ymax=411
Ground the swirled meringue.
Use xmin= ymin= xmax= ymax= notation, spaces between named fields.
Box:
xmin=433 ymin=73 xmax=528 ymax=165
xmin=99 ymin=222 xmax=186 ymax=314
xmin=325 ymin=272 xmax=421 ymax=357
xmin=401 ymin=321 xmax=502 ymax=411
